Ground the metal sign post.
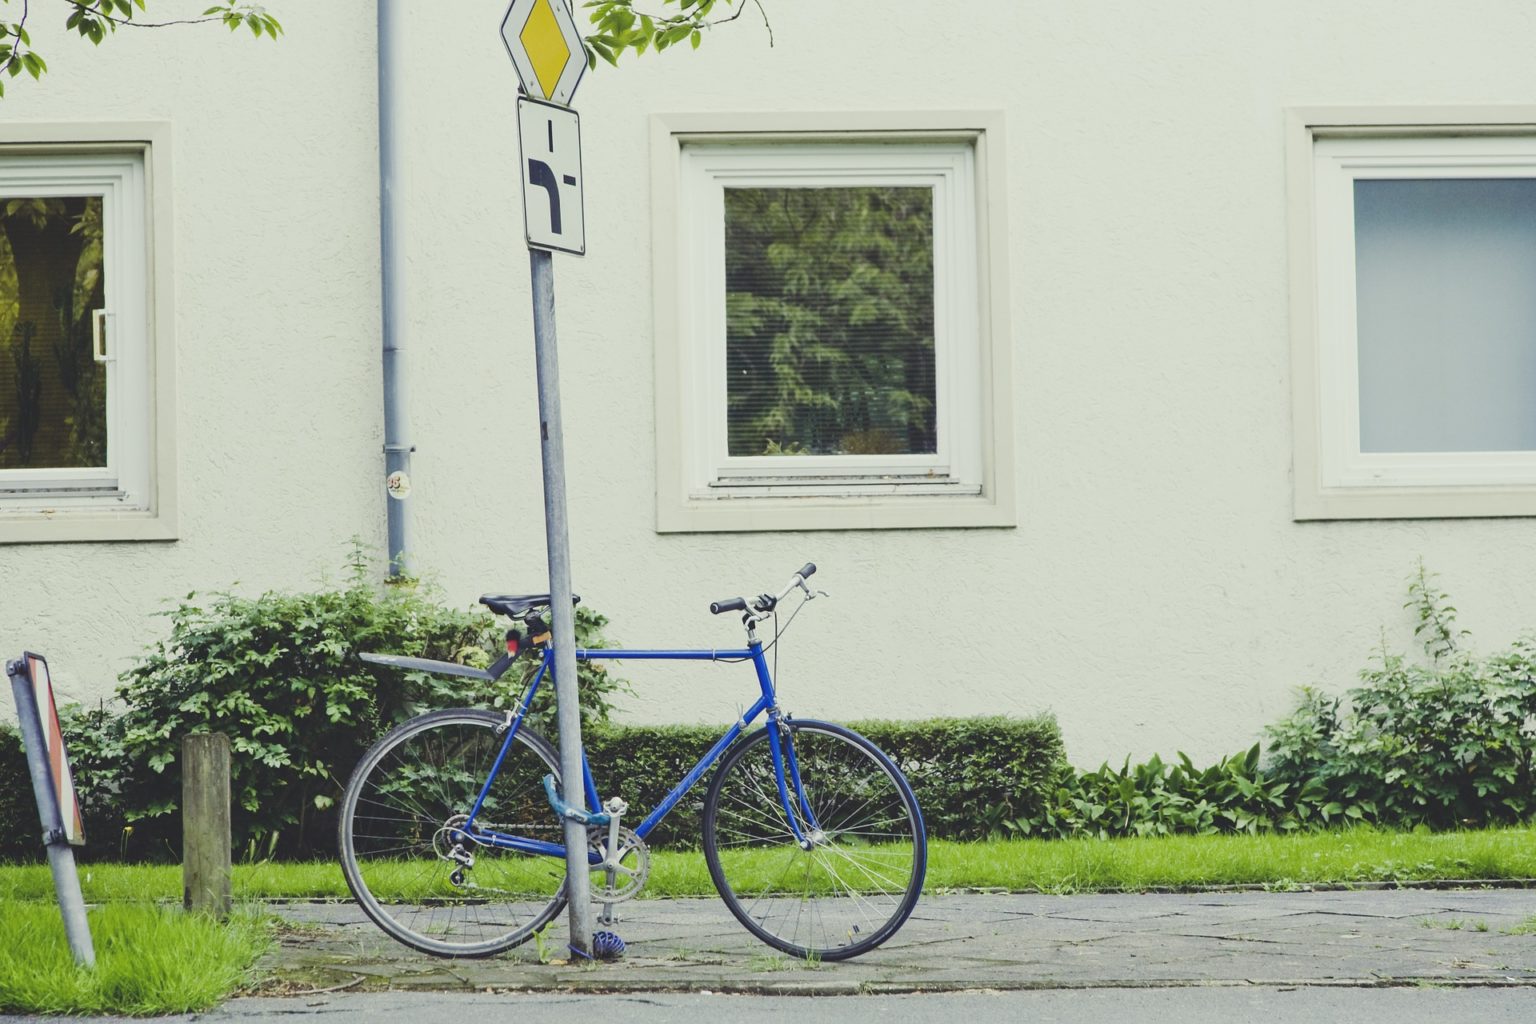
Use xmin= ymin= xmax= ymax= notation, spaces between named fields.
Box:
xmin=6 ymin=653 xmax=95 ymax=967
xmin=502 ymin=0 xmax=592 ymax=958
xmin=527 ymin=251 xmax=592 ymax=958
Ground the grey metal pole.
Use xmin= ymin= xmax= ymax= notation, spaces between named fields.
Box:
xmin=377 ymin=0 xmax=413 ymax=578
xmin=528 ymin=249 xmax=593 ymax=957
xmin=6 ymin=661 xmax=95 ymax=968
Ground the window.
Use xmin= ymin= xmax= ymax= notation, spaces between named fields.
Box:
xmin=1291 ymin=110 xmax=1536 ymax=518
xmin=653 ymin=113 xmax=1014 ymax=532
xmin=0 ymin=127 xmax=175 ymax=542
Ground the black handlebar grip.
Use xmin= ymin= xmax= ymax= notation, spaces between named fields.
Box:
xmin=798 ymin=562 xmax=817 ymax=580
xmin=710 ymin=597 xmax=749 ymax=615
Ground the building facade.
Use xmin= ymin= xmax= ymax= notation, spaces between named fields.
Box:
xmin=3 ymin=1 xmax=1534 ymax=765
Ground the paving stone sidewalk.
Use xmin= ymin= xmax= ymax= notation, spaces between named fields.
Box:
xmin=257 ymin=888 xmax=1536 ymax=995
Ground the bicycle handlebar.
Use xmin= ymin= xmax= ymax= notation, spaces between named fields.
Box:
xmin=709 ymin=563 xmax=818 ymax=616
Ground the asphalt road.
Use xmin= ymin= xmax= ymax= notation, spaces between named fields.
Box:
xmin=5 ymin=987 xmax=1533 ymax=1024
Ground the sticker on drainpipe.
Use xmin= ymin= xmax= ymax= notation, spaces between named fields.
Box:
xmin=386 ymin=471 xmax=412 ymax=500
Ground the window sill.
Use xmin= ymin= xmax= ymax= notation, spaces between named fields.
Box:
xmin=658 ymin=491 xmax=1015 ymax=533
xmin=700 ymin=478 xmax=982 ymax=500
xmin=1294 ymin=482 xmax=1536 ymax=520
xmin=0 ymin=508 xmax=178 ymax=544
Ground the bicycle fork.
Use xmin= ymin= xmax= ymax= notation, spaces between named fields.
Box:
xmin=768 ymin=713 xmax=823 ymax=849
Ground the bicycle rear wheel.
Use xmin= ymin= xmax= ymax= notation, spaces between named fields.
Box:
xmin=338 ymin=709 xmax=567 ymax=958
xmin=701 ymin=719 xmax=926 ymax=961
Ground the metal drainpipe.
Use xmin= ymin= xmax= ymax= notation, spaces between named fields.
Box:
xmin=377 ymin=0 xmax=413 ymax=578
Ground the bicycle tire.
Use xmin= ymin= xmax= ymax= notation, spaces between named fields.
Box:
xmin=338 ymin=709 xmax=568 ymax=958
xmin=701 ymin=719 xmax=927 ymax=961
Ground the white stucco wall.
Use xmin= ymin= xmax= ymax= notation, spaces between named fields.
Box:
xmin=4 ymin=1 xmax=1536 ymax=767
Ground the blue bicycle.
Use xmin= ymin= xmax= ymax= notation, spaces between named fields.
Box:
xmin=338 ymin=564 xmax=926 ymax=961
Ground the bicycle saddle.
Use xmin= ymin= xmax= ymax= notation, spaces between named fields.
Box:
xmin=478 ymin=592 xmax=581 ymax=619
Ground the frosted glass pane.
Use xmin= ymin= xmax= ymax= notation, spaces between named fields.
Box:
xmin=1355 ymin=178 xmax=1536 ymax=453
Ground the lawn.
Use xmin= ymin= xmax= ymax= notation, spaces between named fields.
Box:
xmin=921 ymin=825 xmax=1536 ymax=892
xmin=2 ymin=825 xmax=1533 ymax=903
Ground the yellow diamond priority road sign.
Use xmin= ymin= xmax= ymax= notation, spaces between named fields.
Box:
xmin=502 ymin=0 xmax=587 ymax=107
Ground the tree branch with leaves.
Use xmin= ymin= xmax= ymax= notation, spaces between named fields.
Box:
xmin=0 ymin=0 xmax=770 ymax=100
xmin=583 ymin=0 xmax=770 ymax=66
xmin=0 ymin=0 xmax=280 ymax=97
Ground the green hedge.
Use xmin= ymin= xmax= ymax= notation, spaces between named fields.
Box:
xmin=1 ymin=715 xmax=1069 ymax=860
xmin=849 ymin=715 xmax=1067 ymax=840
xmin=584 ymin=713 xmax=1066 ymax=846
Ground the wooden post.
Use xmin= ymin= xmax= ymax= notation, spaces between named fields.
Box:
xmin=182 ymin=733 xmax=232 ymax=917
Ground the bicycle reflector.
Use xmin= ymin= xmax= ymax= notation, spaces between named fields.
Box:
xmin=505 ymin=630 xmax=521 ymax=656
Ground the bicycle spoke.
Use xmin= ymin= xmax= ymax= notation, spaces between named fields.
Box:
xmin=340 ymin=712 xmax=568 ymax=957
xmin=704 ymin=721 xmax=925 ymax=961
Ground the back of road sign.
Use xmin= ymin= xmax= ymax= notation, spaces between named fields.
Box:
xmin=21 ymin=653 xmax=85 ymax=846
xmin=518 ymin=98 xmax=586 ymax=255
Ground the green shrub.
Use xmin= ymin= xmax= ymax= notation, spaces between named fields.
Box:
xmin=38 ymin=550 xmax=623 ymax=862
xmin=1264 ymin=566 xmax=1536 ymax=830
xmin=11 ymin=560 xmax=1529 ymax=861
xmin=1012 ymin=744 xmax=1335 ymax=839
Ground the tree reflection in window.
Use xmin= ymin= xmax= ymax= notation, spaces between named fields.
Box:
xmin=724 ymin=186 xmax=937 ymax=459
xmin=0 ymin=197 xmax=107 ymax=470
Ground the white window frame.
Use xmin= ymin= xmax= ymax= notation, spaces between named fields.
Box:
xmin=1289 ymin=107 xmax=1536 ymax=519
xmin=0 ymin=124 xmax=176 ymax=543
xmin=652 ymin=112 xmax=1015 ymax=532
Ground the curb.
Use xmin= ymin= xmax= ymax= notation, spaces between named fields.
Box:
xmin=246 ymin=879 xmax=1536 ymax=906
xmin=942 ymin=878 xmax=1536 ymax=895
xmin=255 ymin=974 xmax=1536 ymax=998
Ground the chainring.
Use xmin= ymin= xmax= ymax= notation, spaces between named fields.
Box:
xmin=586 ymin=824 xmax=650 ymax=904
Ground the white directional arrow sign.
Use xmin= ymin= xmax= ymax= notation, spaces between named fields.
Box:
xmin=502 ymin=0 xmax=587 ymax=107
xmin=518 ymin=97 xmax=585 ymax=255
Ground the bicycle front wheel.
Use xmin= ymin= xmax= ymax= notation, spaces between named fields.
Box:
xmin=338 ymin=709 xmax=568 ymax=958
xmin=702 ymin=719 xmax=926 ymax=961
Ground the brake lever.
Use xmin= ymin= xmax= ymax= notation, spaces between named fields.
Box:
xmin=796 ymin=578 xmax=827 ymax=601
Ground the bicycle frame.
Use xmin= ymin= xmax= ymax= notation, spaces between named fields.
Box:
xmin=460 ymin=640 xmax=819 ymax=863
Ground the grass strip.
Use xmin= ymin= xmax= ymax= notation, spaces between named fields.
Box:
xmin=920 ymin=825 xmax=1536 ymax=893
xmin=1 ymin=826 xmax=1533 ymax=903
xmin=0 ymin=902 xmax=271 ymax=1016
